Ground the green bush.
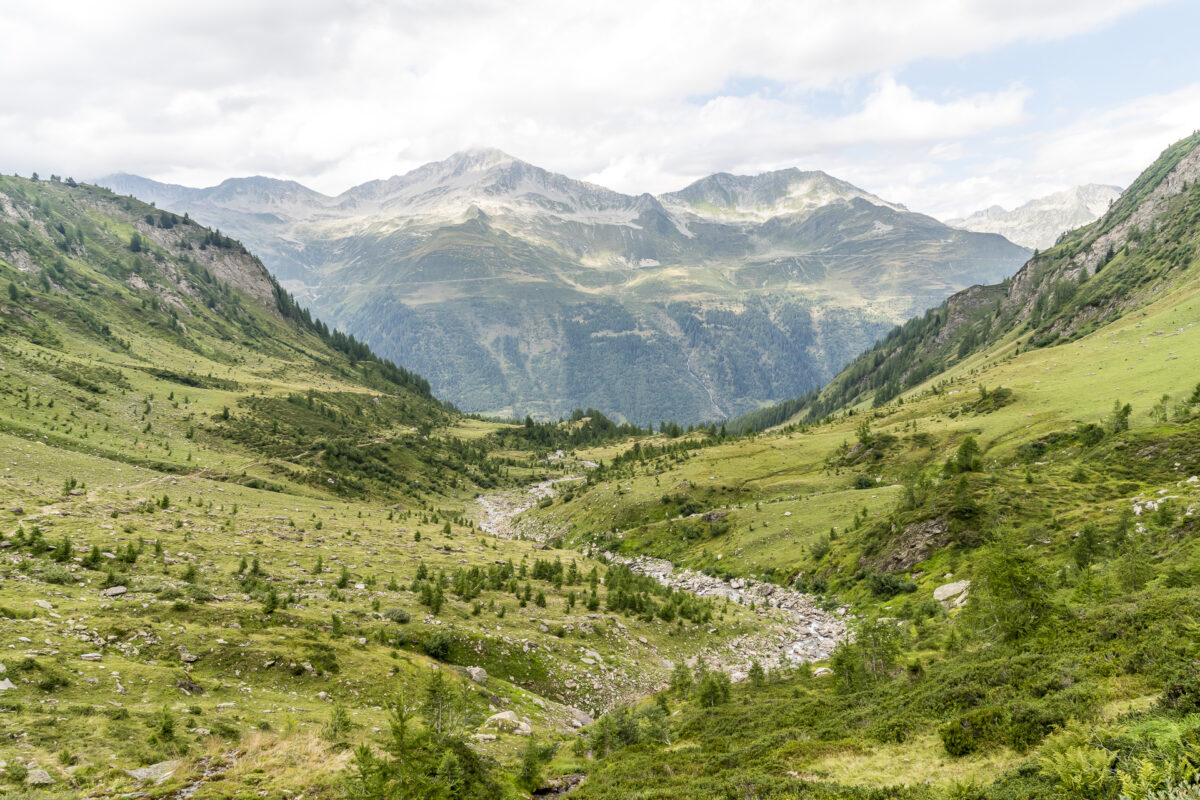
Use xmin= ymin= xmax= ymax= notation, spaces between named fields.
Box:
xmin=939 ymin=707 xmax=1005 ymax=757
xmin=866 ymin=572 xmax=917 ymax=598
xmin=384 ymin=607 xmax=412 ymax=624
xmin=422 ymin=631 xmax=453 ymax=662
xmin=1158 ymin=666 xmax=1200 ymax=715
xmin=41 ymin=564 xmax=75 ymax=585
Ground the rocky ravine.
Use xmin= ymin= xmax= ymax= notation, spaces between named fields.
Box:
xmin=477 ymin=478 xmax=848 ymax=679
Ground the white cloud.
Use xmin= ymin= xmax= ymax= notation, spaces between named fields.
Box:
xmin=885 ymin=83 xmax=1200 ymax=219
xmin=0 ymin=0 xmax=1180 ymax=218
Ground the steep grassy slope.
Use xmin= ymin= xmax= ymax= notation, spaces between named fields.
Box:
xmin=0 ymin=177 xmax=781 ymax=798
xmin=514 ymin=135 xmax=1200 ymax=798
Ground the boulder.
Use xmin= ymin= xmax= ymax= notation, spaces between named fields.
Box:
xmin=126 ymin=759 xmax=181 ymax=783
xmin=0 ymin=678 xmax=17 ymax=691
xmin=933 ymin=580 xmax=971 ymax=608
xmin=812 ymin=667 xmax=833 ymax=677
xmin=484 ymin=710 xmax=520 ymax=731
xmin=567 ymin=706 xmax=593 ymax=726
xmin=81 ymin=653 xmax=102 ymax=662
xmin=101 ymin=585 xmax=127 ymax=598
xmin=26 ymin=769 xmax=55 ymax=785
xmin=466 ymin=666 xmax=487 ymax=684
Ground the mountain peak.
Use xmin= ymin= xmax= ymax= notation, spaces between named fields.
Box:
xmin=948 ymin=183 xmax=1123 ymax=249
xmin=444 ymin=147 xmax=520 ymax=169
xmin=659 ymin=167 xmax=904 ymax=221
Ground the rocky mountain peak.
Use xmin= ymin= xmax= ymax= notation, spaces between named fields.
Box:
xmin=948 ymin=183 xmax=1123 ymax=250
xmin=659 ymin=167 xmax=903 ymax=221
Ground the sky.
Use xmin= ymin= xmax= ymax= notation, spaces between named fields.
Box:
xmin=1 ymin=0 xmax=1198 ymax=219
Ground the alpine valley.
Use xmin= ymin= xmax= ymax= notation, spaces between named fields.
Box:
xmin=99 ymin=152 xmax=1031 ymax=424
xmin=5 ymin=93 xmax=1200 ymax=800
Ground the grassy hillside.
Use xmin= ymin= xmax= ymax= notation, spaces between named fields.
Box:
xmin=0 ymin=177 xmax=777 ymax=798
xmin=514 ymin=134 xmax=1200 ymax=798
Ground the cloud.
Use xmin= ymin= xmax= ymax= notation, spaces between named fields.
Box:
xmin=0 ymin=0 xmax=1179 ymax=218
xmin=885 ymin=82 xmax=1200 ymax=219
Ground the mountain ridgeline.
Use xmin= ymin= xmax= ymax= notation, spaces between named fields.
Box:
xmin=947 ymin=183 xmax=1122 ymax=250
xmin=734 ymin=131 xmax=1200 ymax=431
xmin=100 ymin=152 xmax=1030 ymax=424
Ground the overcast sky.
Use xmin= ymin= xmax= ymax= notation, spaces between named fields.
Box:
xmin=2 ymin=0 xmax=1197 ymax=218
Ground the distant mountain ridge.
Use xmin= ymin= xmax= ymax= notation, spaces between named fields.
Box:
xmin=99 ymin=152 xmax=1030 ymax=423
xmin=660 ymin=168 xmax=906 ymax=221
xmin=947 ymin=183 xmax=1122 ymax=250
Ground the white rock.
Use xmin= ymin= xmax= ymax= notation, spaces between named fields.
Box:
xmin=484 ymin=710 xmax=520 ymax=731
xmin=933 ymin=580 xmax=971 ymax=607
xmin=26 ymin=769 xmax=55 ymax=785
xmin=126 ymin=759 xmax=181 ymax=783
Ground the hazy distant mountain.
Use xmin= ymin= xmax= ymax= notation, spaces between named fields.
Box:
xmin=99 ymin=152 xmax=1030 ymax=423
xmin=947 ymin=184 xmax=1122 ymax=250
xmin=659 ymin=169 xmax=906 ymax=221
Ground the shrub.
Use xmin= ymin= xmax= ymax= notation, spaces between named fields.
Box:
xmin=41 ymin=565 xmax=75 ymax=585
xmin=384 ymin=607 xmax=412 ymax=624
xmin=1158 ymin=665 xmax=1200 ymax=715
xmin=866 ymin=571 xmax=917 ymax=598
xmin=940 ymin=719 xmax=975 ymax=757
xmin=939 ymin=707 xmax=1005 ymax=756
xmin=423 ymin=631 xmax=453 ymax=662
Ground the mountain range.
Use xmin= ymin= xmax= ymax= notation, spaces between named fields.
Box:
xmin=947 ymin=183 xmax=1122 ymax=250
xmin=100 ymin=151 xmax=1030 ymax=423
